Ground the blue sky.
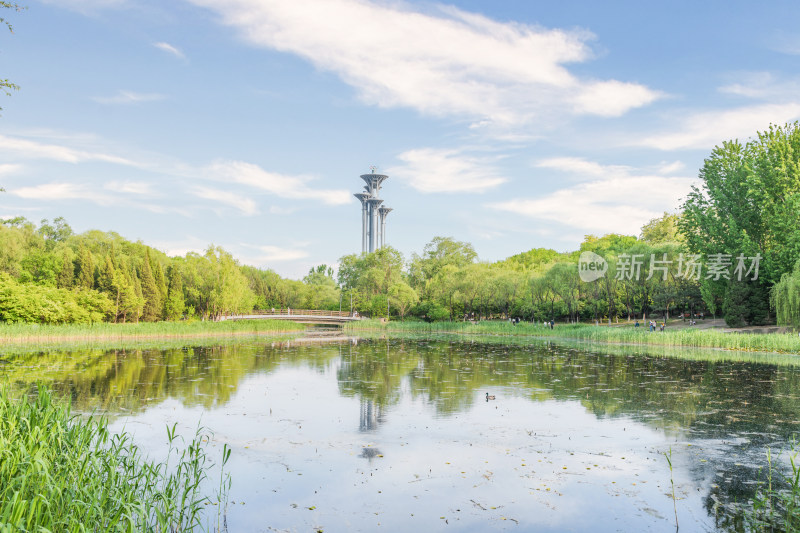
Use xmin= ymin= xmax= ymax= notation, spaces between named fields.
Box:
xmin=2 ymin=0 xmax=800 ymax=278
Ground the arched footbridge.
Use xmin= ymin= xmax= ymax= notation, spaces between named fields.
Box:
xmin=222 ymin=309 xmax=361 ymax=325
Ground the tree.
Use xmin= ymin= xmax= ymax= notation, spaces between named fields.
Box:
xmin=680 ymin=123 xmax=800 ymax=319
xmin=163 ymin=264 xmax=185 ymax=321
xmin=338 ymin=247 xmax=405 ymax=315
xmin=388 ymin=282 xmax=418 ymax=318
xmin=639 ymin=213 xmax=683 ymax=244
xmin=408 ymin=237 xmax=476 ymax=297
xmin=772 ymin=260 xmax=800 ymax=328
xmin=56 ymin=250 xmax=73 ymax=289
xmin=37 ymin=217 xmax=73 ymax=249
xmin=140 ymin=249 xmax=162 ymax=321
xmin=203 ymin=246 xmax=255 ymax=319
xmin=74 ymin=243 xmax=95 ymax=290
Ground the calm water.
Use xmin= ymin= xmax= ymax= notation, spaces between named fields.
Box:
xmin=3 ymin=335 xmax=800 ymax=532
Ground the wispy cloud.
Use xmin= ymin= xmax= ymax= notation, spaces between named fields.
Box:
xmin=0 ymin=134 xmax=135 ymax=165
xmin=93 ymin=90 xmax=166 ymax=105
xmin=0 ymin=164 xmax=23 ymax=177
xmin=104 ymin=181 xmax=156 ymax=195
xmin=636 ymin=103 xmax=800 ymax=151
xmin=206 ymin=160 xmax=351 ymax=205
xmin=186 ymin=0 xmax=660 ymax=127
xmin=490 ymin=174 xmax=696 ymax=235
xmin=388 ymin=148 xmax=507 ymax=193
xmin=154 ymin=41 xmax=186 ymax=59
xmin=245 ymin=244 xmax=310 ymax=262
xmin=718 ymin=72 xmax=800 ymax=102
xmin=490 ymin=158 xmax=697 ymax=235
xmin=11 ymin=182 xmax=116 ymax=204
xmin=535 ymin=157 xmax=631 ymax=179
xmin=192 ymin=186 xmax=259 ymax=215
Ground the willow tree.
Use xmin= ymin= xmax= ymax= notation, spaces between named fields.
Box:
xmin=772 ymin=261 xmax=800 ymax=328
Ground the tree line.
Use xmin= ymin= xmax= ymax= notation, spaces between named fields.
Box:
xmin=0 ymin=217 xmax=342 ymax=323
xmin=1 ymin=123 xmax=799 ymax=326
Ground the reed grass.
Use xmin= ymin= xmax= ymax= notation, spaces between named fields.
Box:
xmin=346 ymin=319 xmax=800 ymax=355
xmin=0 ymin=319 xmax=305 ymax=345
xmin=741 ymin=442 xmax=800 ymax=532
xmin=0 ymin=387 xmax=230 ymax=531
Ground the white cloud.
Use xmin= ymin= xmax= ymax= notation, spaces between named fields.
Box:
xmin=657 ymin=161 xmax=685 ymax=175
xmin=718 ymin=72 xmax=800 ymax=102
xmin=11 ymin=182 xmax=115 ymax=204
xmin=769 ymin=31 xmax=800 ymax=56
xmin=247 ymin=244 xmax=309 ymax=262
xmin=185 ymin=0 xmax=660 ymax=125
xmin=93 ymin=91 xmax=166 ymax=105
xmin=269 ymin=205 xmax=297 ymax=215
xmin=388 ymin=148 xmax=507 ymax=193
xmin=206 ymin=160 xmax=351 ymax=205
xmin=636 ymin=103 xmax=800 ymax=151
xmin=490 ymin=175 xmax=697 ymax=235
xmin=104 ymin=181 xmax=155 ymax=195
xmin=573 ymin=80 xmax=662 ymax=117
xmin=0 ymin=134 xmax=135 ymax=165
xmin=154 ymin=42 xmax=186 ymax=59
xmin=0 ymin=164 xmax=23 ymax=177
xmin=535 ymin=157 xmax=631 ymax=178
xmin=193 ymin=186 xmax=259 ymax=215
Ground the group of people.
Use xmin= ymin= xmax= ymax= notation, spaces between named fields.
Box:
xmin=635 ymin=320 xmax=665 ymax=332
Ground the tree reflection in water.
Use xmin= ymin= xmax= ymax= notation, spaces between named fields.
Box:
xmin=2 ymin=335 xmax=799 ymax=529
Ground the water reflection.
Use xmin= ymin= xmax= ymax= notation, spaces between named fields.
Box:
xmin=1 ymin=336 xmax=799 ymax=530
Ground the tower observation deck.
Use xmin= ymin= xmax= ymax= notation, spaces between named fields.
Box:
xmin=354 ymin=169 xmax=392 ymax=254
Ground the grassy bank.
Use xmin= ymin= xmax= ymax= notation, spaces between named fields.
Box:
xmin=0 ymin=387 xmax=230 ymax=531
xmin=0 ymin=319 xmax=305 ymax=346
xmin=346 ymin=319 xmax=800 ymax=354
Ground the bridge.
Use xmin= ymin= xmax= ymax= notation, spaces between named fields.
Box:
xmin=222 ymin=309 xmax=361 ymax=325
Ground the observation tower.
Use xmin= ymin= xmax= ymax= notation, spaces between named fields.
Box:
xmin=354 ymin=168 xmax=392 ymax=253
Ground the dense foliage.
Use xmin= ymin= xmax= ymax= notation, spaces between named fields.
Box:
xmin=0 ymin=387 xmax=230 ymax=531
xmin=682 ymin=122 xmax=800 ymax=327
xmin=0 ymin=218 xmax=340 ymax=323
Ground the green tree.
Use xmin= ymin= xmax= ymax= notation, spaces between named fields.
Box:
xmin=639 ymin=213 xmax=683 ymax=244
xmin=163 ymin=264 xmax=185 ymax=321
xmin=74 ymin=243 xmax=95 ymax=289
xmin=772 ymin=260 xmax=800 ymax=328
xmin=408 ymin=236 xmax=476 ymax=297
xmin=203 ymin=246 xmax=255 ymax=319
xmin=140 ymin=250 xmax=162 ymax=321
xmin=388 ymin=281 xmax=418 ymax=318
xmin=681 ymin=123 xmax=800 ymax=319
xmin=56 ymin=250 xmax=73 ymax=289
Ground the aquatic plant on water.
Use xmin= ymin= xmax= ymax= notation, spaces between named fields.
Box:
xmin=741 ymin=443 xmax=800 ymax=532
xmin=346 ymin=319 xmax=800 ymax=354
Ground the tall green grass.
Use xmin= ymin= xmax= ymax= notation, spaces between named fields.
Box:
xmin=346 ymin=319 xmax=800 ymax=354
xmin=740 ymin=443 xmax=800 ymax=532
xmin=0 ymin=318 xmax=305 ymax=345
xmin=0 ymin=387 xmax=230 ymax=531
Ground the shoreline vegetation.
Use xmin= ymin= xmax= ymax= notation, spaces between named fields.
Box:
xmin=0 ymin=319 xmax=305 ymax=346
xmin=345 ymin=319 xmax=800 ymax=355
xmin=0 ymin=387 xmax=230 ymax=532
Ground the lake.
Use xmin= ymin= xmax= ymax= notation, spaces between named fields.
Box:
xmin=3 ymin=333 xmax=799 ymax=532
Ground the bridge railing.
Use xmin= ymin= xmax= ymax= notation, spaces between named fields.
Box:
xmin=252 ymin=309 xmax=354 ymax=318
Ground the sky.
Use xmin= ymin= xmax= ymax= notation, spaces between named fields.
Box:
xmin=2 ymin=0 xmax=800 ymax=279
